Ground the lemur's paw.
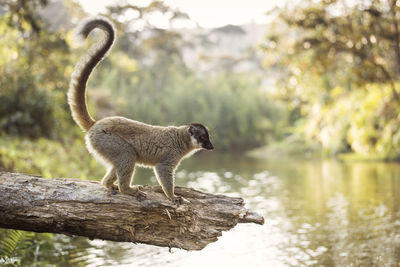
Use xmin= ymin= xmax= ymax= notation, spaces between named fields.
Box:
xmin=103 ymin=183 xmax=119 ymax=191
xmin=120 ymin=186 xmax=146 ymax=200
xmin=132 ymin=185 xmax=147 ymax=200
xmin=135 ymin=190 xmax=147 ymax=200
xmin=173 ymin=196 xmax=190 ymax=205
xmin=109 ymin=184 xmax=119 ymax=191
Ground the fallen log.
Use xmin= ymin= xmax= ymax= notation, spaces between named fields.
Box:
xmin=0 ymin=171 xmax=264 ymax=250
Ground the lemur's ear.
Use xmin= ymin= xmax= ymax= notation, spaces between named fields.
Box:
xmin=188 ymin=123 xmax=209 ymax=133
xmin=188 ymin=125 xmax=194 ymax=135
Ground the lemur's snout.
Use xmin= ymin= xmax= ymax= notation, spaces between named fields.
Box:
xmin=203 ymin=141 xmax=214 ymax=150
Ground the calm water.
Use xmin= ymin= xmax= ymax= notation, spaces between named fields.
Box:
xmin=7 ymin=153 xmax=400 ymax=266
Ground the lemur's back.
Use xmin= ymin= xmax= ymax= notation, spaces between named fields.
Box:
xmin=88 ymin=116 xmax=184 ymax=165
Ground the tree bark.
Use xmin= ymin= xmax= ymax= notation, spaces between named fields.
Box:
xmin=0 ymin=171 xmax=264 ymax=251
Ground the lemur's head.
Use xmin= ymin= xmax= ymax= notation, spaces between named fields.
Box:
xmin=188 ymin=123 xmax=214 ymax=150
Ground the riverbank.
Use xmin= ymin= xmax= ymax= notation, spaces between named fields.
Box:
xmin=248 ymin=135 xmax=400 ymax=162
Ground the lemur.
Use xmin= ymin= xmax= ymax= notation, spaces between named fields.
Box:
xmin=68 ymin=17 xmax=214 ymax=202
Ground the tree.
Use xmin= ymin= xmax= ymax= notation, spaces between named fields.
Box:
xmin=262 ymin=0 xmax=400 ymax=158
xmin=269 ymin=0 xmax=400 ymax=99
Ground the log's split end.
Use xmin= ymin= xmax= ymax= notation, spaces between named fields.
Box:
xmin=240 ymin=211 xmax=265 ymax=225
xmin=0 ymin=171 xmax=265 ymax=251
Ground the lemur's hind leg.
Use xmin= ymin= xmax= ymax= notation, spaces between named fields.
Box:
xmin=101 ymin=167 xmax=118 ymax=190
xmin=88 ymin=131 xmax=145 ymax=199
xmin=115 ymin=155 xmax=144 ymax=197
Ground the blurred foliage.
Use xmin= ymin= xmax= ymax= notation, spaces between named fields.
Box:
xmin=105 ymin=0 xmax=189 ymax=59
xmin=275 ymin=0 xmax=400 ymax=90
xmin=0 ymin=1 xmax=73 ymax=139
xmin=303 ymin=83 xmax=400 ymax=159
xmin=0 ymin=135 xmax=102 ymax=179
xmin=263 ymin=0 xmax=400 ymax=159
xmin=0 ymin=70 xmax=54 ymax=138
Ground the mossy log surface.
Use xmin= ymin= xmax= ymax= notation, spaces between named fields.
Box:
xmin=0 ymin=171 xmax=264 ymax=250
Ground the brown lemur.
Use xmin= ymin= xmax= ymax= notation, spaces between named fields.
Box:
xmin=68 ymin=17 xmax=214 ymax=202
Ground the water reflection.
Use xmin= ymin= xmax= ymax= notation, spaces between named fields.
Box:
xmin=86 ymin=154 xmax=400 ymax=266
xmin=5 ymin=154 xmax=400 ymax=266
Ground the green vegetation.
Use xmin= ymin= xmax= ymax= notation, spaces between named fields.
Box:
xmin=262 ymin=0 xmax=400 ymax=160
xmin=0 ymin=6 xmax=72 ymax=139
xmin=0 ymin=135 xmax=101 ymax=179
xmin=0 ymin=228 xmax=92 ymax=266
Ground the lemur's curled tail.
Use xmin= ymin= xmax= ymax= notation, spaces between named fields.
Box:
xmin=68 ymin=17 xmax=115 ymax=132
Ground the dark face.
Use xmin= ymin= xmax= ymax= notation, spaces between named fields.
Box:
xmin=188 ymin=123 xmax=214 ymax=150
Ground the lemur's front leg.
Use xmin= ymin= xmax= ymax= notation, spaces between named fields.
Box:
xmin=154 ymin=161 xmax=189 ymax=204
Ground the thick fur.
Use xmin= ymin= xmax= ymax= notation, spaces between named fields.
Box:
xmin=68 ymin=17 xmax=213 ymax=201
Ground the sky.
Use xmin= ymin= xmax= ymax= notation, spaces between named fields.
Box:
xmin=78 ymin=0 xmax=279 ymax=28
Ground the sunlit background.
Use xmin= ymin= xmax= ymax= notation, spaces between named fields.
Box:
xmin=2 ymin=0 xmax=400 ymax=266
xmin=79 ymin=0 xmax=278 ymax=28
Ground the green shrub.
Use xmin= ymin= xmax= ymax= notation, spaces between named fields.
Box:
xmin=0 ymin=70 xmax=55 ymax=138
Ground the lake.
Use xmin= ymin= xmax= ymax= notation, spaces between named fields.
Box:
xmin=4 ymin=153 xmax=400 ymax=266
